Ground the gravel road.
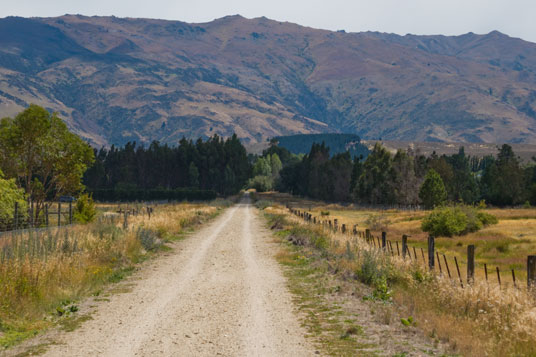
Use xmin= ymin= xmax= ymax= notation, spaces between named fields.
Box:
xmin=42 ymin=199 xmax=315 ymax=356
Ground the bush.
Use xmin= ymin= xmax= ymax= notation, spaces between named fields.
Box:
xmin=73 ymin=193 xmax=97 ymax=223
xmin=421 ymin=205 xmax=498 ymax=237
xmin=366 ymin=214 xmax=391 ymax=231
xmin=136 ymin=228 xmax=161 ymax=251
xmin=255 ymin=200 xmax=273 ymax=210
xmin=247 ymin=175 xmax=273 ymax=192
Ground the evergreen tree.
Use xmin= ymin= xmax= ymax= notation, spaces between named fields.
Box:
xmin=354 ymin=143 xmax=395 ymax=204
xmin=188 ymin=162 xmax=200 ymax=188
xmin=419 ymin=169 xmax=447 ymax=209
xmin=481 ymin=144 xmax=526 ymax=205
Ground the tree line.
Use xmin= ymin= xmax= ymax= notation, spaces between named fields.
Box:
xmin=83 ymin=134 xmax=251 ymax=201
xmin=270 ymin=142 xmax=536 ymax=207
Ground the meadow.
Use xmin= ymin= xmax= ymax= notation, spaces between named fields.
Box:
xmin=257 ymin=192 xmax=536 ymax=288
xmin=257 ymin=195 xmax=536 ymax=355
xmin=0 ymin=201 xmax=226 ymax=348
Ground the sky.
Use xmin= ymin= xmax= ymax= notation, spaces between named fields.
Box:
xmin=1 ymin=0 xmax=535 ymax=43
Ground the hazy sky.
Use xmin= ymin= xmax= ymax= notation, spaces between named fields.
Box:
xmin=2 ymin=0 xmax=535 ymax=43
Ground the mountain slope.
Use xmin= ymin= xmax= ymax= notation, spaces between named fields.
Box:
xmin=0 ymin=15 xmax=535 ymax=146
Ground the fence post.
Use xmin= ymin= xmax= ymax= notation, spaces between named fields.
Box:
xmin=454 ymin=256 xmax=464 ymax=288
xmin=467 ymin=245 xmax=475 ymax=284
xmin=123 ymin=211 xmax=128 ymax=229
xmin=528 ymin=256 xmax=536 ymax=290
xmin=45 ymin=204 xmax=49 ymax=227
xmin=69 ymin=201 xmax=73 ymax=225
xmin=14 ymin=201 xmax=19 ymax=230
xmin=381 ymin=232 xmax=386 ymax=250
xmin=342 ymin=224 xmax=346 ymax=234
xmin=365 ymin=229 xmax=370 ymax=241
xmin=58 ymin=201 xmax=61 ymax=227
xmin=402 ymin=234 xmax=408 ymax=259
xmin=29 ymin=202 xmax=34 ymax=227
xmin=428 ymin=235 xmax=435 ymax=270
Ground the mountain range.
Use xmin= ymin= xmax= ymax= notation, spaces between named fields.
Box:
xmin=1 ymin=14 xmax=536 ymax=146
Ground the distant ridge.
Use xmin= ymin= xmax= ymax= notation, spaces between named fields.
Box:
xmin=0 ymin=15 xmax=535 ymax=146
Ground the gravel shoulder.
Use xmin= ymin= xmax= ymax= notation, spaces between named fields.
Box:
xmin=28 ymin=200 xmax=315 ymax=356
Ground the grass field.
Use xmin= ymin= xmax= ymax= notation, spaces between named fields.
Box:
xmin=0 ymin=201 xmax=226 ymax=349
xmin=256 ymin=192 xmax=536 ymax=287
xmin=258 ymin=196 xmax=536 ymax=356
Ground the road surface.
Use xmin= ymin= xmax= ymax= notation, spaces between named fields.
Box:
xmin=42 ymin=199 xmax=314 ymax=356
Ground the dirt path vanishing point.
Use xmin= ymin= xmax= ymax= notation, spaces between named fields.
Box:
xmin=38 ymin=199 xmax=316 ymax=356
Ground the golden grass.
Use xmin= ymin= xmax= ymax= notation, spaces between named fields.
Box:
xmin=0 ymin=202 xmax=220 ymax=348
xmin=264 ymin=203 xmax=536 ymax=356
xmin=258 ymin=192 xmax=536 ymax=288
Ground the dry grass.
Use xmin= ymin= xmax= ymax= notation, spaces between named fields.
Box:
xmin=0 ymin=202 xmax=220 ymax=348
xmin=258 ymin=192 xmax=536 ymax=288
xmin=263 ymin=199 xmax=536 ymax=356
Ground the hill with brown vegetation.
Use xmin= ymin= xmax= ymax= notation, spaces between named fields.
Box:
xmin=1 ymin=15 xmax=536 ymax=146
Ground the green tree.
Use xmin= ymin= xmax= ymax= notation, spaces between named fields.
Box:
xmin=252 ymin=157 xmax=272 ymax=177
xmin=270 ymin=153 xmax=283 ymax=179
xmin=354 ymin=143 xmax=395 ymax=204
xmin=0 ymin=169 xmax=28 ymax=224
xmin=0 ymin=105 xmax=94 ymax=219
xmin=73 ymin=193 xmax=97 ymax=223
xmin=392 ymin=150 xmax=421 ymax=205
xmin=188 ymin=162 xmax=200 ymax=188
xmin=419 ymin=169 xmax=447 ymax=209
xmin=481 ymin=144 xmax=526 ymax=206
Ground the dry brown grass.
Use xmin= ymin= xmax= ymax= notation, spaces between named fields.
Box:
xmin=264 ymin=198 xmax=536 ymax=356
xmin=0 ymin=202 xmax=220 ymax=348
xmin=259 ymin=192 xmax=536 ymax=288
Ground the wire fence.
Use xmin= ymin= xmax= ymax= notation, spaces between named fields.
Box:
xmin=289 ymin=208 xmax=536 ymax=292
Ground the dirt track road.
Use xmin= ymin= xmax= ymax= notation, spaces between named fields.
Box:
xmin=41 ymin=199 xmax=314 ymax=356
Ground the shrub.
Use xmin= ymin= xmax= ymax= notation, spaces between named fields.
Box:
xmin=255 ymin=200 xmax=273 ymax=210
xmin=247 ymin=175 xmax=273 ymax=192
xmin=421 ymin=205 xmax=498 ymax=237
xmin=366 ymin=214 xmax=391 ymax=231
xmin=73 ymin=193 xmax=97 ymax=223
xmin=476 ymin=211 xmax=498 ymax=225
xmin=136 ymin=228 xmax=161 ymax=251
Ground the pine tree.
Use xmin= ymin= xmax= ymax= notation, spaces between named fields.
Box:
xmin=419 ymin=169 xmax=447 ymax=209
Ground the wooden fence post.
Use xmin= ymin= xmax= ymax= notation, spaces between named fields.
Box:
xmin=14 ymin=201 xmax=19 ymax=230
xmin=443 ymin=254 xmax=452 ymax=279
xmin=365 ymin=229 xmax=370 ymax=241
xmin=467 ymin=245 xmax=475 ymax=284
xmin=381 ymin=232 xmax=386 ymax=250
xmin=45 ymin=204 xmax=49 ymax=227
xmin=69 ymin=201 xmax=73 ymax=225
xmin=428 ymin=235 xmax=435 ymax=270
xmin=29 ymin=202 xmax=34 ymax=227
xmin=528 ymin=256 xmax=536 ymax=290
xmin=342 ymin=224 xmax=346 ymax=234
xmin=454 ymin=256 xmax=464 ymax=288
xmin=402 ymin=235 xmax=408 ymax=259
xmin=58 ymin=201 xmax=61 ymax=227
xmin=496 ymin=267 xmax=501 ymax=287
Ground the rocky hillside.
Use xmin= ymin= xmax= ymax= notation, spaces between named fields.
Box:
xmin=1 ymin=15 xmax=535 ymax=146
